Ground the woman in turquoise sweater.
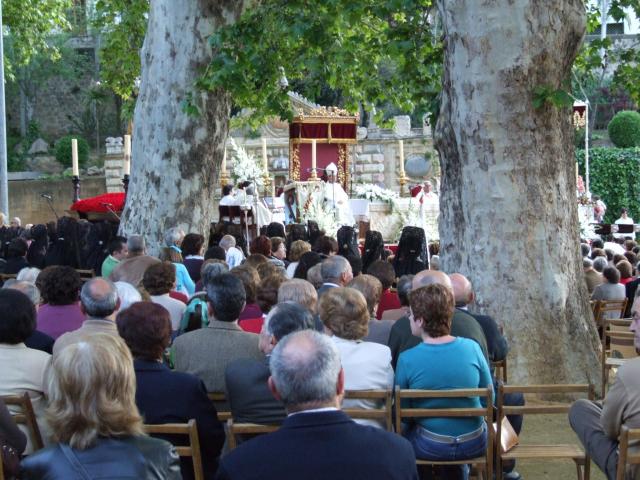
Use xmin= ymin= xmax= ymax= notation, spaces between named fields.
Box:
xmin=159 ymin=227 xmax=195 ymax=296
xmin=395 ymin=283 xmax=493 ymax=480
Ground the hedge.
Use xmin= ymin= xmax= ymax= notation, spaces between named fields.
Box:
xmin=576 ymin=147 xmax=640 ymax=224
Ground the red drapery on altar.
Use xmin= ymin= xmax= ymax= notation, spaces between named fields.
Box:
xmin=289 ymin=112 xmax=358 ymax=190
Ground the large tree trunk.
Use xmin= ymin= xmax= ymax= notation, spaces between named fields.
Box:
xmin=435 ymin=0 xmax=601 ymax=384
xmin=119 ymin=1 xmax=246 ymax=253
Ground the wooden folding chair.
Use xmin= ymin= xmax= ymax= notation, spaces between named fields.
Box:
xmin=342 ymin=389 xmax=393 ymax=432
xmin=144 ymin=420 xmax=204 ymax=480
xmin=207 ymin=392 xmax=231 ymax=421
xmin=617 ymin=426 xmax=640 ymax=480
xmin=1 ymin=393 xmax=43 ymax=451
xmin=76 ymin=269 xmax=95 ymax=281
xmin=491 ymin=359 xmax=508 ymax=383
xmin=226 ymin=418 xmax=279 ymax=450
xmin=601 ymin=327 xmax=637 ymax=397
xmin=395 ymin=386 xmax=494 ymax=479
xmin=496 ymin=383 xmax=594 ymax=480
xmin=594 ymin=299 xmax=628 ymax=327
xmin=0 ymin=273 xmax=17 ymax=283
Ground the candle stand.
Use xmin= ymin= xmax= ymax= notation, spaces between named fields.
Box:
xmin=220 ymin=171 xmax=231 ymax=189
xmin=399 ymin=175 xmax=408 ymax=198
xmin=72 ymin=176 xmax=81 ymax=202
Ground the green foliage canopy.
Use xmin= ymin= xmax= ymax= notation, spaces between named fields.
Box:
xmin=3 ymin=0 xmax=71 ymax=79
xmin=93 ymin=0 xmax=148 ymax=109
xmin=577 ymin=147 xmax=640 ymax=223
xmin=197 ymin=0 xmax=442 ymax=127
xmin=573 ymin=0 xmax=640 ymax=107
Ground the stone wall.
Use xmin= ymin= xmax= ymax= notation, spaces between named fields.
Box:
xmin=9 ymin=177 xmax=106 ymax=225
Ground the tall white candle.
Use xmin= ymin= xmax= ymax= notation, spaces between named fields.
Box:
xmin=311 ymin=139 xmax=317 ymax=174
xmin=221 ymin=147 xmax=227 ymax=174
xmin=71 ymin=138 xmax=79 ymax=177
xmin=398 ymin=139 xmax=405 ymax=177
xmin=123 ymin=134 xmax=131 ymax=176
xmin=262 ymin=138 xmax=268 ymax=171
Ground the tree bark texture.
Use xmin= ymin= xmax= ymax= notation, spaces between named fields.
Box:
xmin=119 ymin=1 xmax=246 ymax=253
xmin=435 ymin=0 xmax=601 ymax=384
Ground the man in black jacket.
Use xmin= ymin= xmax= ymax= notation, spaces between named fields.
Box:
xmin=225 ymin=302 xmax=315 ymax=425
xmin=216 ymin=330 xmax=418 ymax=480
xmin=450 ymin=273 xmax=508 ymax=362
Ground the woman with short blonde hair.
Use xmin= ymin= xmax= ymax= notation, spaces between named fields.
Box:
xmin=21 ymin=334 xmax=181 ymax=479
xmin=278 ymin=278 xmax=318 ymax=314
xmin=319 ymin=287 xmax=370 ymax=340
xmin=318 ymin=288 xmax=393 ymax=428
xmin=286 ymin=240 xmax=312 ymax=278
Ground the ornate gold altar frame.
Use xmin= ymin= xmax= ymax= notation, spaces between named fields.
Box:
xmin=289 ymin=107 xmax=358 ymax=191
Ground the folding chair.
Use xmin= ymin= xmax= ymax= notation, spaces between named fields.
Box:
xmin=594 ymin=299 xmax=628 ymax=327
xmin=491 ymin=359 xmax=508 ymax=383
xmin=144 ymin=419 xmax=204 ymax=480
xmin=395 ymin=386 xmax=494 ymax=479
xmin=207 ymin=392 xmax=231 ymax=421
xmin=226 ymin=418 xmax=279 ymax=450
xmin=76 ymin=269 xmax=95 ymax=281
xmin=601 ymin=325 xmax=637 ymax=397
xmin=1 ymin=393 xmax=43 ymax=451
xmin=342 ymin=389 xmax=394 ymax=432
xmin=496 ymin=383 xmax=594 ymax=480
xmin=617 ymin=426 xmax=640 ymax=480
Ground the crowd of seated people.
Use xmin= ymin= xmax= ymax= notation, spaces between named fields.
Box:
xmin=19 ymin=217 xmax=640 ymax=480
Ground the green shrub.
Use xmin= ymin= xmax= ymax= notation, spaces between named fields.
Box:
xmin=54 ymin=136 xmax=89 ymax=168
xmin=607 ymin=111 xmax=640 ymax=148
xmin=576 ymin=147 xmax=640 ymax=223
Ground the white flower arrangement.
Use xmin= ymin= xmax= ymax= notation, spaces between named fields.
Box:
xmin=300 ymin=189 xmax=340 ymax=238
xmin=353 ymin=183 xmax=399 ymax=205
xmin=227 ymin=137 xmax=266 ymax=187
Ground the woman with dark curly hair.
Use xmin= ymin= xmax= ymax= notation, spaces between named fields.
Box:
xmin=142 ymin=262 xmax=186 ymax=331
xmin=319 ymin=287 xmax=393 ymax=428
xmin=35 ymin=266 xmax=84 ymax=339
xmin=117 ymin=302 xmax=225 ymax=480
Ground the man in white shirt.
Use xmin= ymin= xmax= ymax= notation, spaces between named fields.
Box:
xmin=220 ymin=185 xmax=239 ymax=206
xmin=614 ymin=208 xmax=635 ymax=239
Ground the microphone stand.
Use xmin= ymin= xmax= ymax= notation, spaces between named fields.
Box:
xmin=42 ymin=196 xmax=59 ymax=221
xmin=100 ymin=203 xmax=121 ymax=221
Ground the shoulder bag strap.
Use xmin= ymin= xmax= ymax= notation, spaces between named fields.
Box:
xmin=59 ymin=443 xmax=92 ymax=480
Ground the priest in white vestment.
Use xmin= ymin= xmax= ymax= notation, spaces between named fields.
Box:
xmin=323 ymin=162 xmax=354 ymax=226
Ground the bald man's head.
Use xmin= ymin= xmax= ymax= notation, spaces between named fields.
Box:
xmin=450 ymin=273 xmax=474 ymax=307
xmin=412 ymin=270 xmax=452 ymax=291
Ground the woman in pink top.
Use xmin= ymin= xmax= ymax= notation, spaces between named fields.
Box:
xmin=35 ymin=266 xmax=84 ymax=339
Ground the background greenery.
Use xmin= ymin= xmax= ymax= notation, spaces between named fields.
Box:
xmin=577 ymin=147 xmax=640 ymax=223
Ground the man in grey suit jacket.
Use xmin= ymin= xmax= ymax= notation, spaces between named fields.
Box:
xmin=173 ymin=274 xmax=262 ymax=395
xmin=316 ymin=255 xmax=353 ymax=298
xmin=225 ymin=302 xmax=315 ymax=425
